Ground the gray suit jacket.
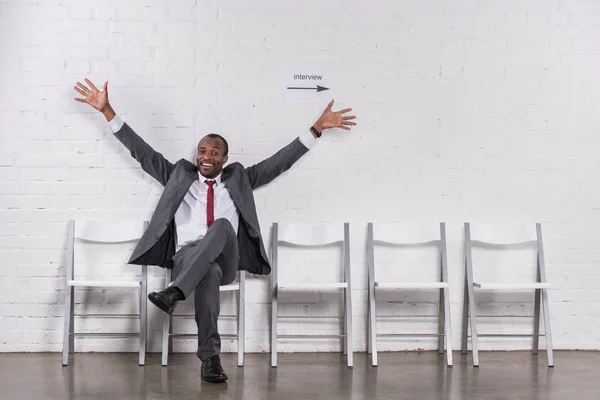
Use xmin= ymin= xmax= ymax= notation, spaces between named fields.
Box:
xmin=113 ymin=123 xmax=310 ymax=275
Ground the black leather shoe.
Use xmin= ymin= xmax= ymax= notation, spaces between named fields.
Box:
xmin=201 ymin=355 xmax=228 ymax=383
xmin=148 ymin=287 xmax=181 ymax=315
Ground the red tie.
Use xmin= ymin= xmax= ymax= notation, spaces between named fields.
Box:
xmin=205 ymin=180 xmax=215 ymax=228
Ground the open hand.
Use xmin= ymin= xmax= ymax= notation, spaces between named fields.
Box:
xmin=74 ymin=79 xmax=110 ymax=113
xmin=314 ymin=99 xmax=357 ymax=132
xmin=74 ymin=79 xmax=115 ymax=121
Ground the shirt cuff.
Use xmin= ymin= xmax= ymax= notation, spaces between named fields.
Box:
xmin=298 ymin=130 xmax=317 ymax=150
xmin=108 ymin=114 xmax=125 ymax=132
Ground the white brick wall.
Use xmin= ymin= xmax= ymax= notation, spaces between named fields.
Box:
xmin=1 ymin=0 xmax=600 ymax=354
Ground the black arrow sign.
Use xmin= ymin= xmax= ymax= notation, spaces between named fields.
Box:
xmin=287 ymin=85 xmax=329 ymax=92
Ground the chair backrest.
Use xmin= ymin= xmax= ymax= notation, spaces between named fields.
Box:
xmin=467 ymin=222 xmax=538 ymax=246
xmin=68 ymin=220 xmax=148 ymax=280
xmin=464 ymin=222 xmax=545 ymax=283
xmin=371 ymin=222 xmax=443 ymax=245
xmin=271 ymin=222 xmax=350 ymax=283
xmin=276 ymin=223 xmax=345 ymax=246
xmin=368 ymin=222 xmax=447 ymax=283
xmin=74 ymin=220 xmax=147 ymax=243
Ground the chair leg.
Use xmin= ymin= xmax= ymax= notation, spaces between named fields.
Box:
xmin=467 ymin=283 xmax=479 ymax=367
xmin=345 ymin=286 xmax=353 ymax=368
xmin=368 ymin=282 xmax=377 ymax=366
xmin=541 ymin=288 xmax=554 ymax=367
xmin=139 ymin=272 xmax=147 ymax=366
xmin=162 ymin=269 xmax=172 ymax=366
xmin=461 ymin=278 xmax=469 ymax=355
xmin=139 ymin=294 xmax=147 ymax=366
xmin=271 ymin=287 xmax=278 ymax=368
xmin=161 ymin=313 xmax=170 ymax=366
xmin=443 ymin=286 xmax=453 ymax=367
xmin=62 ymin=285 xmax=74 ymax=366
xmin=536 ymin=224 xmax=554 ymax=367
xmin=237 ymin=274 xmax=245 ymax=367
xmin=69 ymin=291 xmax=74 ymax=354
xmin=342 ymin=290 xmax=348 ymax=356
xmin=438 ymin=288 xmax=444 ymax=354
xmin=533 ymin=288 xmax=541 ymax=355
xmin=367 ymin=294 xmax=372 ymax=355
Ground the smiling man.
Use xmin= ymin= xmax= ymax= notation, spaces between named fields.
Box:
xmin=197 ymin=134 xmax=228 ymax=178
xmin=73 ymin=78 xmax=357 ymax=383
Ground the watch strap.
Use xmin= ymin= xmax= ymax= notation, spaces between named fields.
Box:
xmin=310 ymin=126 xmax=322 ymax=138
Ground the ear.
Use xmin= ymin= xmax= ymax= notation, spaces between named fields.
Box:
xmin=223 ymin=155 xmax=229 ymax=164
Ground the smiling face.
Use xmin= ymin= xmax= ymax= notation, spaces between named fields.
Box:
xmin=196 ymin=135 xmax=229 ymax=179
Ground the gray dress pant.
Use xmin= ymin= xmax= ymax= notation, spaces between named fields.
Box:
xmin=171 ymin=218 xmax=239 ymax=361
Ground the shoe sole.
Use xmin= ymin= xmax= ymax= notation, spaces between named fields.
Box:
xmin=202 ymin=376 xmax=228 ymax=383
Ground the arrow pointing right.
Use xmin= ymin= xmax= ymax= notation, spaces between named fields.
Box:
xmin=287 ymin=85 xmax=330 ymax=92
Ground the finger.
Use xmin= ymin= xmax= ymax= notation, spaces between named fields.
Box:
xmin=341 ymin=121 xmax=357 ymax=126
xmin=74 ymin=97 xmax=87 ymax=102
xmin=84 ymin=78 xmax=97 ymax=92
xmin=340 ymin=125 xmax=351 ymax=130
xmin=325 ymin=99 xmax=334 ymax=112
xmin=337 ymin=108 xmax=353 ymax=115
xmin=342 ymin=116 xmax=356 ymax=120
xmin=74 ymin=86 xmax=88 ymax=97
xmin=76 ymin=82 xmax=90 ymax=93
xmin=103 ymin=81 xmax=108 ymax=93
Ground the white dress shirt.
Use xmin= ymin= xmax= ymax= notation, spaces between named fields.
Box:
xmin=108 ymin=114 xmax=316 ymax=251
xmin=174 ymin=172 xmax=239 ymax=250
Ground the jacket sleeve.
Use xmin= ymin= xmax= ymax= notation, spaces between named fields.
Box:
xmin=244 ymin=137 xmax=310 ymax=190
xmin=112 ymin=122 xmax=175 ymax=186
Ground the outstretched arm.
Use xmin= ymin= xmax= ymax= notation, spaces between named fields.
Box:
xmin=245 ymin=99 xmax=357 ymax=189
xmin=74 ymin=79 xmax=175 ymax=186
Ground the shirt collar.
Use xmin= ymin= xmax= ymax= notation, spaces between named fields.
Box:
xmin=198 ymin=172 xmax=222 ymax=186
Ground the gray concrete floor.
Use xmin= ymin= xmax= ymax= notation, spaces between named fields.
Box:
xmin=0 ymin=351 xmax=596 ymax=400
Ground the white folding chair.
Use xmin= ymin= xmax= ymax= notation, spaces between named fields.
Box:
xmin=367 ymin=222 xmax=453 ymax=367
xmin=462 ymin=222 xmax=553 ymax=367
xmin=62 ymin=220 xmax=148 ymax=366
xmin=161 ymin=269 xmax=246 ymax=367
xmin=270 ymin=222 xmax=353 ymax=368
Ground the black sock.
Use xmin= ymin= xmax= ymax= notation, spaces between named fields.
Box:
xmin=172 ymin=286 xmax=185 ymax=300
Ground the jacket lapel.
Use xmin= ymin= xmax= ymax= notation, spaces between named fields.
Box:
xmin=222 ymin=174 xmax=243 ymax=211
xmin=129 ymin=159 xmax=198 ymax=263
xmin=164 ymin=160 xmax=197 ymax=217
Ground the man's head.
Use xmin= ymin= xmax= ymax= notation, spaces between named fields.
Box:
xmin=197 ymin=134 xmax=229 ymax=178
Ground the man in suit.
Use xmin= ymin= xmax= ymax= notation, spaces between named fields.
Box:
xmin=73 ymin=78 xmax=357 ymax=383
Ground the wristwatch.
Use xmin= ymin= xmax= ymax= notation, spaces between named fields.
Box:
xmin=310 ymin=126 xmax=322 ymax=138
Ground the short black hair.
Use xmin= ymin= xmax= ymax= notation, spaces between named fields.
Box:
xmin=202 ymin=134 xmax=229 ymax=156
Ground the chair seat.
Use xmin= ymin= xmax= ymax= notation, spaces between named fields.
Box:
xmin=220 ymin=283 xmax=240 ymax=292
xmin=278 ymin=282 xmax=348 ymax=290
xmin=473 ymin=282 xmax=550 ymax=290
xmin=375 ymin=281 xmax=448 ymax=289
xmin=68 ymin=280 xmax=141 ymax=288
xmin=169 ymin=281 xmax=240 ymax=292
